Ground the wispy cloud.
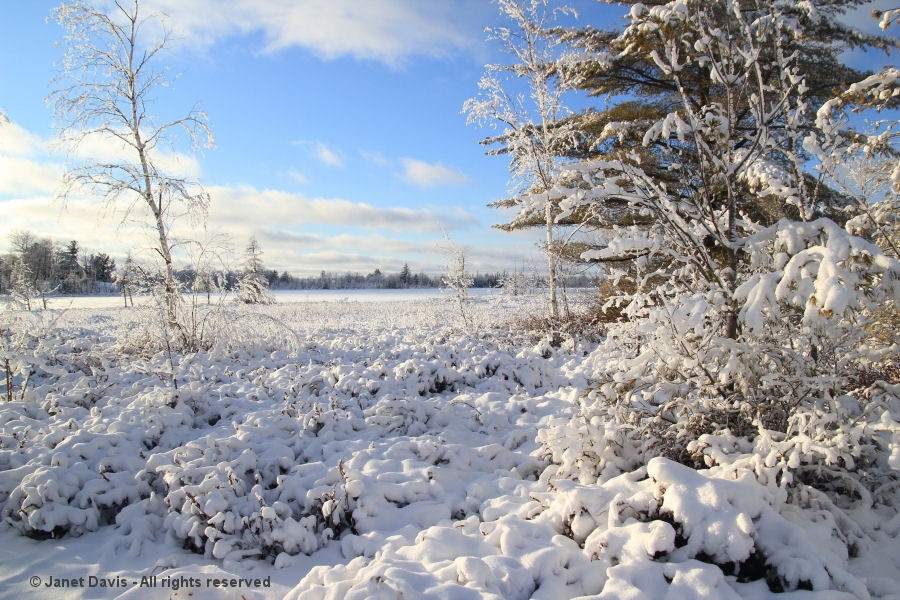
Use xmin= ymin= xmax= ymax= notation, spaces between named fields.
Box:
xmin=315 ymin=143 xmax=343 ymax=167
xmin=286 ymin=169 xmax=308 ymax=185
xmin=360 ymin=149 xmax=391 ymax=167
xmin=292 ymin=140 xmax=344 ymax=167
xmin=0 ymin=120 xmax=505 ymax=277
xmin=399 ymin=158 xmax=469 ymax=188
xmin=143 ymin=0 xmax=485 ymax=65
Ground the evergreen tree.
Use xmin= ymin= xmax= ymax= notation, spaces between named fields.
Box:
xmin=57 ymin=240 xmax=82 ymax=293
xmin=555 ymin=0 xmax=898 ymax=241
xmin=399 ymin=263 xmax=411 ymax=288
xmin=89 ymin=253 xmax=116 ymax=283
xmin=551 ymin=0 xmax=898 ymax=336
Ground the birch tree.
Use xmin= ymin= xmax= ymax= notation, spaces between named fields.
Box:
xmin=49 ymin=0 xmax=213 ymax=327
xmin=464 ymin=0 xmax=577 ymax=322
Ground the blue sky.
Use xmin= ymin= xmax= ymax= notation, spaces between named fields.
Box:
xmin=0 ymin=0 xmax=895 ymax=277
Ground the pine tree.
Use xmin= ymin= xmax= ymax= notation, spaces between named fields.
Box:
xmin=89 ymin=253 xmax=116 ymax=283
xmin=400 ymin=263 xmax=411 ymax=288
xmin=552 ymin=0 xmax=899 ymax=337
xmin=56 ymin=240 xmax=83 ymax=293
xmin=555 ymin=0 xmax=898 ymax=237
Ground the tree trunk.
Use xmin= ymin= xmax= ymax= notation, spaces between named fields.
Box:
xmin=155 ymin=209 xmax=178 ymax=327
xmin=546 ymin=198 xmax=559 ymax=322
xmin=725 ymin=187 xmax=738 ymax=340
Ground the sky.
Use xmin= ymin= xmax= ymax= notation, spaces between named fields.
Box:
xmin=0 ymin=0 xmax=896 ymax=278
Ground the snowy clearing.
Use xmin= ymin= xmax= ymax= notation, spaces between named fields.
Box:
xmin=1 ymin=293 xmax=898 ymax=599
xmin=27 ymin=288 xmax=502 ymax=310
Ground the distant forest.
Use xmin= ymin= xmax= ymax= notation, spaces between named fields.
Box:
xmin=0 ymin=230 xmax=597 ymax=296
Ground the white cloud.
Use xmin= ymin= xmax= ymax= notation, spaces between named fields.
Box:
xmin=0 ymin=119 xmax=47 ymax=157
xmin=0 ymin=184 xmax=540 ymax=277
xmin=0 ymin=122 xmax=518 ymax=278
xmin=0 ymin=193 xmax=155 ymax=257
xmin=143 ymin=0 xmax=484 ymax=64
xmin=204 ymin=184 xmax=477 ymax=234
xmin=0 ymin=119 xmax=201 ymax=203
xmin=399 ymin=158 xmax=469 ymax=188
xmin=0 ymin=119 xmax=63 ymax=196
xmin=261 ymin=229 xmax=323 ymax=246
xmin=361 ymin=152 xmax=469 ymax=188
xmin=0 ymin=157 xmax=63 ymax=196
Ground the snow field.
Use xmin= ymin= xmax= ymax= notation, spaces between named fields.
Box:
xmin=1 ymin=292 xmax=898 ymax=599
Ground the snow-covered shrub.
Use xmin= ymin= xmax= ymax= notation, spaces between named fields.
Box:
xmin=537 ymin=217 xmax=900 ymax=595
xmin=3 ymin=444 xmax=149 ymax=539
xmin=0 ymin=306 xmax=67 ymax=403
xmin=145 ymin=429 xmax=353 ymax=563
xmin=529 ymin=457 xmax=875 ymax=595
xmin=542 ymin=218 xmax=900 ymax=455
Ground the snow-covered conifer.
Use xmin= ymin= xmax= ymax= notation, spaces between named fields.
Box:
xmin=236 ymin=237 xmax=273 ymax=305
xmin=529 ymin=1 xmax=900 ymax=550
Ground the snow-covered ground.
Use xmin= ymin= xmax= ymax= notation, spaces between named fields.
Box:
xmin=1 ymin=293 xmax=898 ymax=599
xmin=33 ymin=287 xmax=501 ymax=310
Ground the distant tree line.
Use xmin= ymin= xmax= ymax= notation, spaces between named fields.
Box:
xmin=261 ymin=265 xmax=496 ymax=291
xmin=176 ymin=264 xmax=597 ymax=292
xmin=1 ymin=231 xmax=598 ymax=299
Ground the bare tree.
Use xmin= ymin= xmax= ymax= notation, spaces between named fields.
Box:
xmin=464 ymin=0 xmax=576 ymax=322
xmin=49 ymin=0 xmax=213 ymax=326
xmin=439 ymin=228 xmax=475 ymax=333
